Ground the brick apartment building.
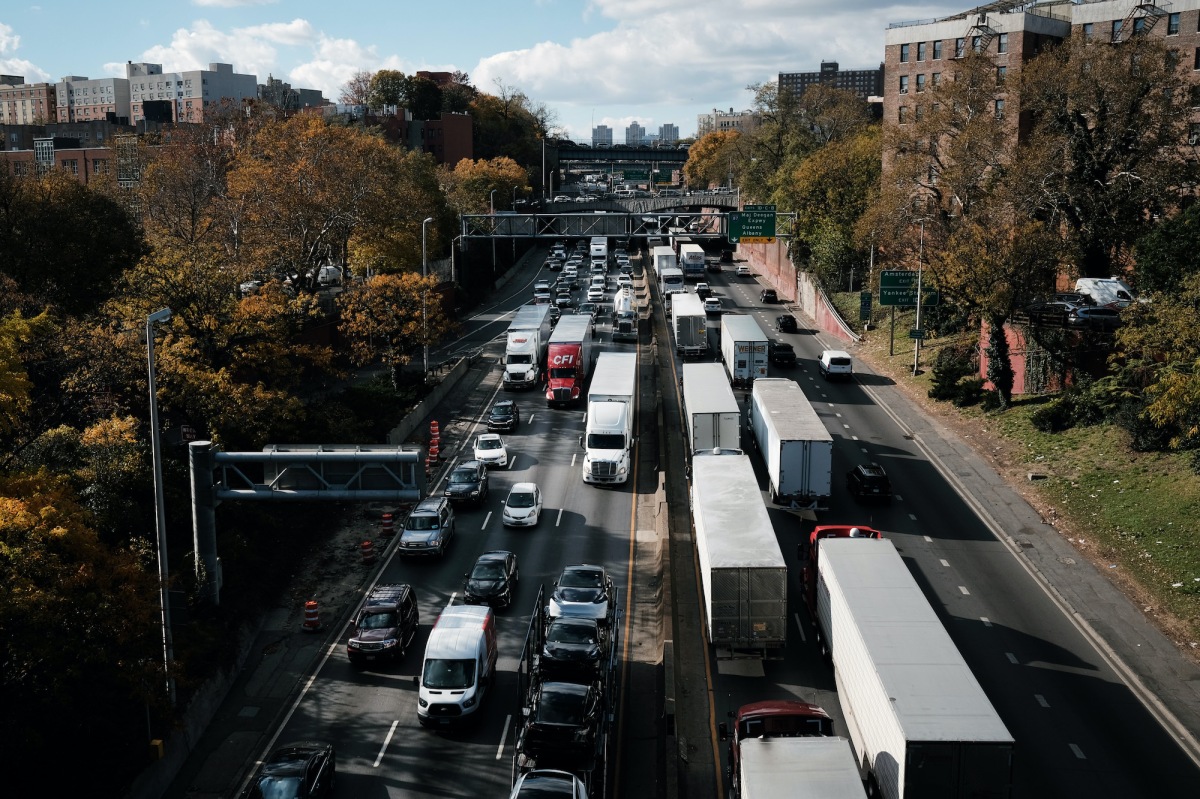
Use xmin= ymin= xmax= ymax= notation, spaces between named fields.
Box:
xmin=0 ymin=76 xmax=57 ymax=125
xmin=779 ymin=61 xmax=885 ymax=99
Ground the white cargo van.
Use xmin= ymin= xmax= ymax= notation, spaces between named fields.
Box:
xmin=415 ymin=604 xmax=498 ymax=727
xmin=1074 ymin=277 xmax=1135 ymax=309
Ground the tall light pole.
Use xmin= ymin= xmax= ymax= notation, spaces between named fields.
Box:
xmin=913 ymin=218 xmax=927 ymax=376
xmin=541 ymin=136 xmax=546 ymax=200
xmin=146 ymin=307 xmax=175 ymax=709
xmin=489 ymin=189 xmax=498 ymax=276
xmin=421 ymin=217 xmax=434 ymax=378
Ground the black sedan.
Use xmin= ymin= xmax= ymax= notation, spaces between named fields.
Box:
xmin=760 ymin=288 xmax=778 ymax=304
xmin=463 ymin=550 xmax=519 ymax=608
xmin=487 ymin=399 xmax=520 ymax=432
xmin=776 ymin=314 xmax=798 ymax=333
xmin=241 ymin=741 xmax=335 ymax=799
xmin=542 ymin=616 xmax=607 ymax=679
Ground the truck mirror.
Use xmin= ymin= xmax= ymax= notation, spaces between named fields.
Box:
xmin=578 ymin=435 xmax=584 ymax=448
xmin=412 ymin=675 xmax=419 ymax=687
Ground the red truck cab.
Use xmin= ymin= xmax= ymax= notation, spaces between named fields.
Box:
xmin=719 ymin=700 xmax=835 ymax=797
xmin=800 ymin=525 xmax=883 ymax=618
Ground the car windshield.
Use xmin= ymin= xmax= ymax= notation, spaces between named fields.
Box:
xmin=359 ymin=610 xmax=398 ymax=630
xmin=406 ymin=514 xmax=439 ymax=531
xmin=561 ymin=568 xmax=604 ymax=589
xmin=450 ymin=468 xmax=478 ymax=484
xmin=422 ymin=658 xmax=476 ymax=690
xmin=248 ymin=775 xmax=303 ymax=799
xmin=548 ymin=621 xmax=597 ymax=645
xmin=507 ymin=491 xmax=536 ymax=508
xmin=472 ymin=561 xmax=506 ymax=580
xmin=491 ymin=406 xmax=513 ymax=418
xmin=477 ymin=438 xmax=501 ymax=450
xmin=537 ymin=688 xmax=587 ymax=725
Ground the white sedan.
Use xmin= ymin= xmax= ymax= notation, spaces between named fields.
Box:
xmin=502 ymin=482 xmax=543 ymax=527
xmin=615 ymin=274 xmax=632 ymax=290
xmin=587 ymin=286 xmax=605 ymax=303
xmin=473 ymin=434 xmax=509 ymax=468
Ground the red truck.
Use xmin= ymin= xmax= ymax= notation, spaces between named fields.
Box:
xmin=718 ymin=700 xmax=837 ymax=797
xmin=800 ymin=525 xmax=883 ymax=656
xmin=544 ymin=314 xmax=596 ymax=407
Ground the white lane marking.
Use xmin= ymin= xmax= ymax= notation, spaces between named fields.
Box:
xmin=482 ymin=512 xmax=492 ymax=529
xmin=843 ymin=424 xmax=850 ymax=429
xmin=827 ymin=403 xmax=836 ymax=407
xmin=374 ymin=720 xmax=399 ymax=767
xmin=958 ymin=585 xmax=970 ymax=595
xmin=896 ymin=494 xmax=904 ymax=502
xmin=557 ymin=508 xmax=565 ymax=526
xmin=981 ymin=616 xmax=992 ymax=627
xmin=1006 ymin=652 xmax=1019 ymax=664
xmin=528 ymin=414 xmax=536 ymax=424
xmin=940 ymin=559 xmax=950 ymax=568
xmin=910 ymin=514 xmax=919 ymax=521
xmin=793 ymin=613 xmax=807 ymax=642
xmin=571 ymin=453 xmax=577 ymax=466
xmin=496 ymin=714 xmax=513 ymax=760
xmin=1069 ymin=743 xmax=1086 ymax=760
xmin=1036 ymin=694 xmax=1050 ymax=708
xmin=507 ymin=458 xmax=515 ymax=470
xmin=835 ymin=413 xmax=843 ymax=418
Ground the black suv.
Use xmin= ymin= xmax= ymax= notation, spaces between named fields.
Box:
xmin=846 ymin=463 xmax=893 ymax=502
xmin=444 ymin=459 xmax=488 ymax=506
xmin=346 ymin=584 xmax=419 ymax=665
xmin=462 ymin=550 xmax=520 ymax=608
xmin=760 ymin=288 xmax=779 ymax=304
xmin=488 ymin=399 xmax=520 ymax=432
xmin=542 ymin=616 xmax=608 ymax=679
xmin=776 ymin=314 xmax=798 ymax=333
xmin=768 ymin=339 xmax=797 ymax=367
xmin=242 ymin=741 xmax=335 ymax=799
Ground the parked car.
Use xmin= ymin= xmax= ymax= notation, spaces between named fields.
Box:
xmin=473 ymin=434 xmax=509 ymax=468
xmin=1067 ymin=306 xmax=1122 ymax=330
xmin=818 ymin=350 xmax=854 ymax=381
xmin=399 ymin=497 xmax=455 ymax=556
xmin=463 ymin=550 xmax=519 ymax=608
xmin=444 ymin=460 xmax=489 ymax=506
xmin=703 ymin=297 xmax=723 ymax=315
xmin=1025 ymin=299 xmax=1074 ymax=325
xmin=346 ymin=584 xmax=419 ymax=665
xmin=241 ymin=741 xmax=335 ymax=799
xmin=760 ymin=288 xmax=779 ymax=304
xmin=767 ymin=339 xmax=797 ymax=367
xmin=846 ymin=462 xmax=893 ymax=502
xmin=501 ymin=482 xmax=543 ymax=527
xmin=776 ymin=314 xmax=798 ymax=333
xmin=553 ymin=195 xmax=572 ymax=203
xmin=736 ymin=265 xmax=751 ymax=277
xmin=488 ymin=399 xmax=520 ymax=432
xmin=549 ymin=564 xmax=616 ymax=625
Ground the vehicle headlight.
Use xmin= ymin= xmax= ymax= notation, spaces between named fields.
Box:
xmin=470 ymin=489 xmax=480 ymax=497
xmin=463 ymin=695 xmax=477 ymax=709
xmin=382 ymin=638 xmax=398 ymax=649
xmin=418 ymin=697 xmax=428 ymax=708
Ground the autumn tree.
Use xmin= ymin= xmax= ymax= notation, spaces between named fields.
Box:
xmin=683 ymin=130 xmax=742 ymax=191
xmin=339 ymin=69 xmax=373 ymax=105
xmin=1018 ymin=33 xmax=1197 ymax=278
xmin=337 ymin=272 xmax=452 ymax=388
xmin=442 ymin=71 xmax=478 ymax=113
xmin=440 ymin=156 xmax=529 ymax=216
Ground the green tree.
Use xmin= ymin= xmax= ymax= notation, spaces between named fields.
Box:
xmin=1131 ymin=202 xmax=1200 ymax=294
xmin=1018 ymin=34 xmax=1197 ymax=278
xmin=367 ymin=69 xmax=408 ymax=109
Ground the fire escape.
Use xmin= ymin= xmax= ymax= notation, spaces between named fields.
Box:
xmin=1112 ymin=2 xmax=1170 ymax=44
xmin=956 ymin=13 xmax=999 ymax=58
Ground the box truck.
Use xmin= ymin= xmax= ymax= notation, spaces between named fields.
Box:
xmin=748 ymin=378 xmax=833 ymax=507
xmin=612 ymin=288 xmax=637 ymax=342
xmin=720 ymin=314 xmax=769 ymax=387
xmin=545 ymin=314 xmax=596 ymax=407
xmin=690 ymin=452 xmax=786 ymax=659
xmin=660 ymin=266 xmax=685 ymax=297
xmin=504 ymin=304 xmax=552 ymax=390
xmin=682 ymin=363 xmax=740 ymax=454
xmin=582 ymin=352 xmax=636 ymax=485
xmin=671 ymin=292 xmax=708 ymax=357
xmin=590 ymin=236 xmax=608 ymax=270
xmin=817 ymin=538 xmax=1014 ymax=799
xmin=679 ymin=242 xmax=706 ymax=280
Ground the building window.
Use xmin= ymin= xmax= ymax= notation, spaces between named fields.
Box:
xmin=997 ymin=33 xmax=1008 ymax=54
xmin=955 ymin=37 xmax=966 ymax=57
xmin=1190 ymin=122 xmax=1200 ymax=144
xmin=1112 ymin=20 xmax=1123 ymax=40
xmin=1169 ymin=13 xmax=1180 ymax=35
xmin=899 ymin=106 xmax=910 ymax=124
xmin=916 ymin=74 xmax=926 ymax=92
xmin=933 ymin=40 xmax=943 ymax=60
xmin=996 ymin=66 xmax=1007 ymax=84
xmin=994 ymin=99 xmax=1005 ymax=119
xmin=931 ymin=72 xmax=941 ymax=88
xmin=899 ymin=75 xmax=909 ymax=94
xmin=972 ymin=35 xmax=982 ymax=53
xmin=1190 ymin=84 xmax=1200 ymax=108
xmin=918 ymin=42 xmax=927 ymax=61
xmin=1194 ymin=47 xmax=1200 ymax=70
xmin=93 ymin=158 xmax=108 ymax=173
xmin=915 ymin=105 xmax=925 ymax=121
xmin=61 ymin=159 xmax=78 ymax=174
xmin=900 ymin=43 xmax=910 ymax=62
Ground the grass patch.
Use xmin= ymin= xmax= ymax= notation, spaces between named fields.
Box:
xmin=829 ymin=290 xmax=1200 ymax=647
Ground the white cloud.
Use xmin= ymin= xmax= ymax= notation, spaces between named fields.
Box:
xmin=192 ymin=0 xmax=280 ymax=7
xmin=0 ymin=22 xmax=19 ymax=54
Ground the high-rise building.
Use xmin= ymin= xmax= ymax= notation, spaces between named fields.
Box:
xmin=592 ymin=124 xmax=613 ymax=147
xmin=625 ymin=121 xmax=646 ymax=146
xmin=126 ymin=61 xmax=258 ymax=123
xmin=778 ymin=61 xmax=884 ymax=99
xmin=55 ymin=76 xmax=132 ymax=123
xmin=658 ymin=123 xmax=679 ymax=145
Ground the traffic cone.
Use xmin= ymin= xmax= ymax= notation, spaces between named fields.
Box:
xmin=302 ymin=600 xmax=321 ymax=631
xmin=430 ymin=420 xmax=440 ymax=440
xmin=428 ymin=440 xmax=439 ymax=463
xmin=360 ymin=540 xmax=377 ymax=565
xmin=380 ymin=512 xmax=395 ymax=538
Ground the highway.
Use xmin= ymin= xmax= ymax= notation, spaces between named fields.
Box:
xmin=679 ymin=263 xmax=1200 ymax=798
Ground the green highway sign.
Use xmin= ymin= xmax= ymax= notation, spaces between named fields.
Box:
xmin=908 ymin=328 xmax=926 ymax=340
xmin=729 ymin=204 xmax=777 ymax=244
xmin=859 ymin=291 xmax=872 ymax=322
xmin=879 ymin=269 xmax=940 ymax=307
xmin=623 ymin=169 xmax=649 ymax=181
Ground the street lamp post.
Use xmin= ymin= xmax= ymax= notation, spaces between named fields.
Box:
xmin=422 ymin=217 xmax=434 ymax=378
xmin=489 ymin=189 xmax=498 ymax=276
xmin=146 ymin=307 xmax=175 ymax=709
xmin=913 ymin=218 xmax=927 ymax=376
xmin=541 ymin=136 xmax=546 ymax=200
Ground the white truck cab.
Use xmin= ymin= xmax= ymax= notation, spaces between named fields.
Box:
xmin=415 ymin=605 xmax=498 ymax=727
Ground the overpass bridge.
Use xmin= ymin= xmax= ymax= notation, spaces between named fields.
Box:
xmin=555 ymin=144 xmax=689 ymax=167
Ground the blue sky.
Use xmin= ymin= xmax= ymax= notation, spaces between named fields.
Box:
xmin=1 ymin=0 xmax=963 ymax=142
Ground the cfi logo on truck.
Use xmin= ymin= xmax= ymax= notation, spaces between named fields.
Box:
xmin=512 ymin=336 xmax=528 ymax=344
xmin=552 ymin=353 xmax=577 ymax=365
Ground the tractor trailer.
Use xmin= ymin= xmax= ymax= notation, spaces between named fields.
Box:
xmin=682 ymin=363 xmax=740 ymax=454
xmin=748 ymin=378 xmax=833 ymax=507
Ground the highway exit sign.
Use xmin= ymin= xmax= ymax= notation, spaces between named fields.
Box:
xmin=879 ymin=269 xmax=940 ymax=307
xmin=729 ymin=204 xmax=776 ymax=244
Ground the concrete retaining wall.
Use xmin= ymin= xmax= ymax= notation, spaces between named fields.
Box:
xmin=740 ymin=242 xmax=859 ymax=344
